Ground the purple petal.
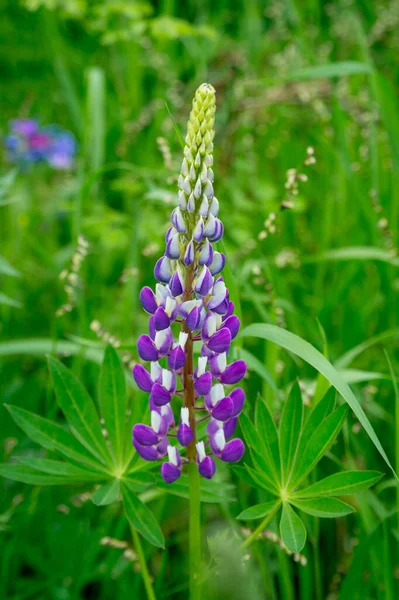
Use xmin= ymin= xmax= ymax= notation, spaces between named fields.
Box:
xmin=153 ymin=307 xmax=170 ymax=331
xmin=169 ymin=271 xmax=184 ymax=297
xmin=207 ymin=419 xmax=222 ymax=436
xmin=140 ymin=286 xmax=157 ymax=314
xmin=186 ymin=306 xmax=200 ymax=331
xmin=220 ymin=438 xmax=245 ymax=463
xmin=132 ymin=364 xmax=153 ymax=392
xmin=199 ymin=239 xmax=214 ymax=266
xmin=220 ymin=360 xmax=247 ymax=384
xmin=209 ymin=219 xmax=224 ymax=242
xmin=150 ymin=383 xmax=172 ymax=406
xmin=171 ymin=208 xmax=187 ymax=233
xmin=212 ymin=396 xmax=234 ymax=421
xmin=177 ymin=424 xmax=194 ymax=447
xmin=207 ymin=327 xmax=232 ymax=354
xmin=193 ymin=218 xmax=204 ymax=242
xmin=154 ymin=256 xmax=172 ymax=283
xmin=230 ymin=388 xmax=245 ymax=417
xmin=137 ymin=335 xmax=158 ymax=362
xmin=133 ymin=438 xmax=159 ymax=461
xmin=195 ymin=267 xmax=213 ymax=296
xmin=166 ymin=234 xmax=181 ymax=259
xmin=183 ymin=240 xmax=195 ymax=265
xmin=133 ymin=424 xmax=158 ymax=446
xmin=224 ymin=416 xmax=238 ymax=438
xmin=156 ymin=437 xmax=169 ymax=457
xmin=154 ymin=328 xmax=172 ymax=356
xmin=209 ymin=252 xmax=225 ymax=276
xmin=194 ymin=372 xmax=212 ymax=396
xmin=161 ymin=462 xmax=181 ymax=484
xmin=223 ymin=315 xmax=240 ymax=339
xmin=212 ymin=297 xmax=230 ymax=315
xmin=168 ymin=346 xmax=186 ymax=371
xmin=198 ymin=456 xmax=216 ymax=479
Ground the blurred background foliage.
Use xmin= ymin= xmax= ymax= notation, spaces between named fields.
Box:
xmin=0 ymin=0 xmax=398 ymax=598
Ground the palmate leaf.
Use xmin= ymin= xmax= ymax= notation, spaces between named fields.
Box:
xmin=291 ymin=497 xmax=355 ymax=518
xmin=280 ymin=502 xmax=306 ymax=553
xmin=92 ymin=479 xmax=121 ymax=506
xmin=4 ymin=404 xmax=109 ymax=475
xmin=123 ymin=471 xmax=154 ymax=493
xmin=255 ymin=398 xmax=281 ymax=481
xmin=0 ymin=463 xmax=89 ymax=486
xmin=279 ymin=382 xmax=303 ymax=485
xmin=237 ymin=500 xmax=281 ymax=521
xmin=99 ymin=344 xmax=127 ymax=466
xmin=240 ymin=412 xmax=279 ymax=490
xmin=48 ymin=356 xmax=112 ymax=467
xmin=16 ymin=457 xmax=104 ymax=482
xmin=122 ymin=481 xmax=165 ymax=549
xmin=244 ymin=464 xmax=278 ymax=496
xmin=293 ymin=471 xmax=383 ymax=498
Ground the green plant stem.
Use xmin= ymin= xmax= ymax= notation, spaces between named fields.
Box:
xmin=241 ymin=503 xmax=281 ymax=549
xmin=188 ymin=461 xmax=202 ymax=600
xmin=130 ymin=525 xmax=157 ymax=600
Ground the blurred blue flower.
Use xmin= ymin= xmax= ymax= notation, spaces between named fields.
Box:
xmin=4 ymin=119 xmax=77 ymax=170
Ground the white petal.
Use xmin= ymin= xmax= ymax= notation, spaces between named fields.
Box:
xmin=181 ymin=407 xmax=190 ymax=427
xmin=197 ymin=356 xmax=208 ymax=377
xmin=151 ymin=411 xmax=162 ymax=434
xmin=214 ymin=428 xmax=226 ymax=451
xmin=210 ymin=384 xmax=225 ymax=406
xmin=167 ymin=445 xmax=179 ymax=466
xmin=179 ymin=332 xmax=189 ymax=348
xmin=196 ymin=441 xmax=206 ymax=462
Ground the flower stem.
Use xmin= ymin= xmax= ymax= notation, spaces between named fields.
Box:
xmin=130 ymin=525 xmax=157 ymax=600
xmin=188 ymin=460 xmax=202 ymax=600
xmin=241 ymin=503 xmax=281 ymax=549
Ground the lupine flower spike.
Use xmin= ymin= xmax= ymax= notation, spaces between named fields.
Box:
xmin=132 ymin=83 xmax=247 ymax=483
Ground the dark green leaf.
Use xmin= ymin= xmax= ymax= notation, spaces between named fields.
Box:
xmin=92 ymin=479 xmax=120 ymax=506
xmin=48 ymin=356 xmax=111 ymax=466
xmin=4 ymin=404 xmax=108 ymax=474
xmin=283 ymin=61 xmax=372 ymax=82
xmin=16 ymin=457 xmax=104 ymax=481
xmin=231 ymin=465 xmax=259 ymax=489
xmin=279 ymin=382 xmax=303 ymax=484
xmin=255 ymin=398 xmax=281 ymax=482
xmin=122 ymin=471 xmax=154 ymax=493
xmin=0 ymin=463 xmax=86 ymax=486
xmin=245 ymin=464 xmax=279 ymax=496
xmin=291 ymin=497 xmax=355 ymax=518
xmin=121 ymin=481 xmax=165 ymax=548
xmin=280 ymin=502 xmax=307 ymax=553
xmin=294 ymin=471 xmax=383 ymax=498
xmin=237 ymin=500 xmax=281 ymax=521
xmin=240 ymin=412 xmax=279 ymax=489
xmin=99 ymin=344 xmax=127 ymax=465
xmin=290 ymin=404 xmax=349 ymax=489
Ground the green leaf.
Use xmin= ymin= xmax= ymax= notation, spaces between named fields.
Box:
xmin=0 ymin=293 xmax=21 ymax=308
xmin=239 ymin=324 xmax=398 ymax=481
xmin=279 ymin=382 xmax=303 ymax=484
xmin=0 ymin=463 xmax=85 ymax=486
xmin=99 ymin=344 xmax=127 ymax=465
xmin=156 ymin=475 xmax=236 ymax=503
xmin=16 ymin=457 xmax=104 ymax=481
xmin=92 ymin=479 xmax=120 ymax=506
xmin=237 ymin=500 xmax=281 ymax=521
xmin=48 ymin=356 xmax=111 ymax=466
xmin=235 ymin=348 xmax=277 ymax=393
xmin=122 ymin=472 xmax=154 ymax=493
xmin=294 ymin=387 xmax=336 ymax=465
xmin=0 ymin=254 xmax=21 ymax=277
xmin=121 ymin=481 xmax=165 ymax=548
xmin=291 ymin=497 xmax=355 ymax=518
xmin=255 ymin=398 xmax=281 ymax=481
xmin=290 ymin=404 xmax=349 ymax=489
xmin=280 ymin=502 xmax=307 ymax=553
xmin=165 ymin=101 xmax=185 ymax=149
xmin=245 ymin=464 xmax=278 ymax=496
xmin=293 ymin=471 xmax=383 ymax=498
xmin=283 ymin=61 xmax=372 ymax=82
xmin=231 ymin=466 xmax=259 ymax=489
xmin=4 ymin=404 xmax=108 ymax=474
xmin=240 ymin=413 xmax=279 ymax=490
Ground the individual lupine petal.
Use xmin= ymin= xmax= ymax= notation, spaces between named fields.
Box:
xmin=155 ymin=283 xmax=169 ymax=307
xmin=149 ymin=316 xmax=156 ymax=340
xmin=209 ymin=352 xmax=227 ymax=378
xmin=154 ymin=328 xmax=172 ymax=356
xmin=203 ymin=180 xmax=214 ymax=198
xmin=199 ymin=195 xmax=208 ymax=216
xmin=201 ymin=312 xmax=222 ymax=340
xmin=169 ymin=270 xmax=184 ymax=297
xmin=220 ymin=438 xmax=245 ymax=463
xmin=212 ymin=296 xmax=230 ymax=315
xmin=161 ymin=445 xmax=181 ymax=483
xmin=132 ymin=364 xmax=153 ymax=392
xmin=160 ymin=403 xmax=175 ymax=428
xmin=207 ymin=418 xmax=223 ymax=437
xmin=194 ymin=266 xmax=213 ymax=296
xmin=165 ymin=226 xmax=178 ymax=243
xmin=137 ymin=335 xmax=158 ymax=362
xmin=207 ymin=279 xmax=227 ymax=310
xmin=205 ymin=384 xmax=225 ymax=411
xmin=166 ymin=234 xmax=181 ymax=259
xmin=150 ymin=361 xmax=163 ymax=383
xmin=209 ymin=197 xmax=219 ymax=216
xmin=168 ymin=345 xmax=186 ymax=371
xmin=178 ymin=190 xmax=187 ymax=210
xmin=150 ymin=383 xmax=172 ymax=406
xmin=177 ymin=407 xmax=194 ymax=447
xmin=132 ymin=423 xmax=158 ymax=446
xmin=133 ymin=438 xmax=159 ymax=461
xmin=154 ymin=256 xmax=173 ymax=283
xmin=171 ymin=208 xmax=187 ymax=233
xmin=201 ymin=344 xmax=215 ymax=359
xmin=193 ymin=217 xmax=204 ymax=242
xmin=223 ymin=315 xmax=240 ymax=339
xmin=156 ymin=437 xmax=169 ymax=457
xmin=199 ymin=238 xmax=214 ymax=266
xmin=223 ymin=416 xmax=238 ymax=438
xmin=151 ymin=409 xmax=168 ymax=437
xmin=183 ymin=240 xmax=195 ymax=266
xmin=186 ymin=306 xmax=201 ymax=331
xmin=179 ymin=299 xmax=201 ymax=319
xmin=187 ymin=193 xmax=195 ymax=212
xmin=209 ymin=220 xmax=224 ymax=243
xmin=207 ymin=327 xmax=231 ymax=354
xmin=220 ymin=360 xmax=247 ymax=385
xmin=204 ymin=213 xmax=217 ymax=238
xmin=210 ymin=428 xmax=226 ymax=455
xmin=211 ymin=396 xmax=234 ymax=421
xmin=194 ymin=177 xmax=202 ymax=199
xmin=153 ymin=306 xmax=170 ymax=331
xmin=162 ymin=369 xmax=176 ymax=393
xmin=209 ymin=252 xmax=225 ymax=276
xmin=140 ymin=286 xmax=157 ymax=314
xmin=165 ymin=296 xmax=178 ymax=320
xmin=229 ymin=388 xmax=245 ymax=417
xmin=195 ymin=356 xmax=208 ymax=378
xmin=196 ymin=442 xmax=216 ymax=479
xmin=194 ymin=371 xmax=212 ymax=396
xmin=223 ymin=301 xmax=235 ymax=319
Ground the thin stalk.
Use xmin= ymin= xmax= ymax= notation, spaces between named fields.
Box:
xmin=130 ymin=526 xmax=156 ymax=600
xmin=241 ymin=503 xmax=281 ymax=549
